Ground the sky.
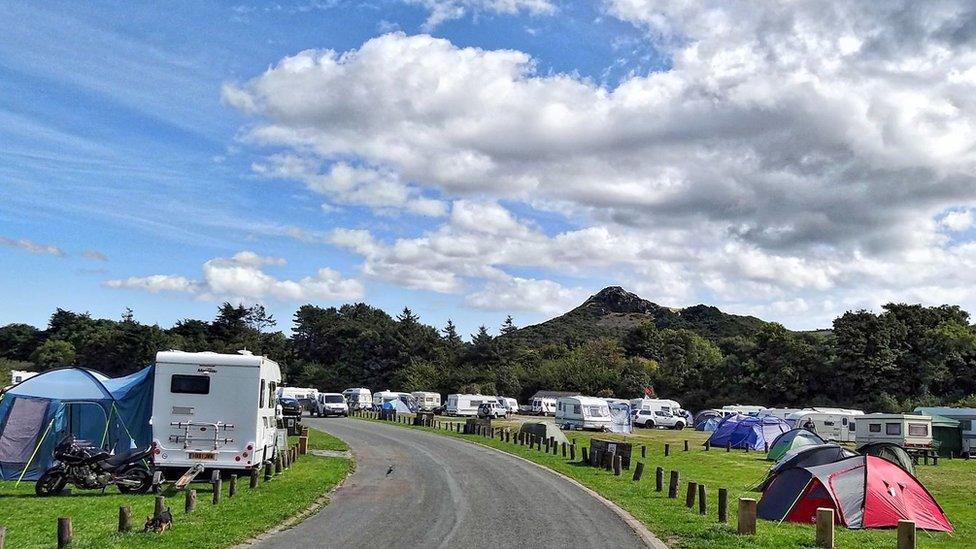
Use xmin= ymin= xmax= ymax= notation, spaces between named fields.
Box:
xmin=2 ymin=0 xmax=976 ymax=337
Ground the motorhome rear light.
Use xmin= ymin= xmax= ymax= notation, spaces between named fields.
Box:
xmin=235 ymin=456 xmax=241 ymax=462
xmin=154 ymin=448 xmax=161 ymax=455
xmin=246 ymin=444 xmax=253 ymax=450
xmin=242 ymin=452 xmax=248 ymax=458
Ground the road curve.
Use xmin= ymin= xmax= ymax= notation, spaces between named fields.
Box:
xmin=251 ymin=417 xmax=651 ymax=548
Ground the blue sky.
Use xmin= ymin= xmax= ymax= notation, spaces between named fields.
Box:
xmin=3 ymin=1 xmax=976 ymax=336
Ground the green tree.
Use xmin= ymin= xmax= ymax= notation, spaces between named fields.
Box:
xmin=0 ymin=323 xmax=41 ymax=361
xmin=30 ymin=339 xmax=76 ymax=370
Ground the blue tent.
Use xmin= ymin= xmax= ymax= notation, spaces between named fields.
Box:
xmin=705 ymin=414 xmax=790 ymax=450
xmin=0 ymin=366 xmax=154 ymax=481
xmin=694 ymin=410 xmax=722 ymax=431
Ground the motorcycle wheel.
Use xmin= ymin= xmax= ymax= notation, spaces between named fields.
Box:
xmin=117 ymin=466 xmax=152 ymax=494
xmin=35 ymin=470 xmax=67 ymax=497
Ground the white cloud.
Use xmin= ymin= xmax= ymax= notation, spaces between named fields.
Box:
xmin=82 ymin=249 xmax=108 ymax=261
xmin=105 ymin=250 xmax=363 ymax=302
xmin=941 ymin=210 xmax=974 ymax=232
xmin=406 ymin=0 xmax=555 ymax=31
xmin=465 ymin=276 xmax=590 ymax=314
xmin=0 ymin=236 xmax=66 ymax=257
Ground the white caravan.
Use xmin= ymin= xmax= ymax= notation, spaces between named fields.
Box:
xmin=411 ymin=391 xmax=441 ymax=411
xmin=314 ymin=393 xmax=349 ymax=417
xmin=786 ymin=408 xmax=864 ymax=442
xmin=497 ymin=397 xmax=520 ymax=415
xmin=630 ymin=398 xmax=682 ymax=416
xmin=151 ymin=351 xmax=281 ymax=475
xmin=373 ymin=390 xmax=412 ymax=409
xmin=277 ymin=386 xmax=318 ymax=401
xmin=531 ymin=397 xmax=557 ymax=416
xmin=556 ymin=396 xmax=612 ymax=430
xmin=446 ymin=394 xmax=499 ymax=416
xmin=759 ymin=408 xmax=802 ymax=421
xmin=915 ymin=406 xmax=976 ymax=454
xmin=342 ymin=388 xmax=372 ymax=411
xmin=855 ymin=414 xmax=933 ymax=449
xmin=719 ymin=404 xmax=768 ymax=417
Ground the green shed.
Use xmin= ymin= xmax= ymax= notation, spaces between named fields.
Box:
xmin=930 ymin=415 xmax=962 ymax=457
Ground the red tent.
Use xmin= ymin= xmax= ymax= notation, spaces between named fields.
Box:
xmin=758 ymin=455 xmax=952 ymax=532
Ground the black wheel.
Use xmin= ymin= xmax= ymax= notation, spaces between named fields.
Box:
xmin=35 ymin=470 xmax=67 ymax=497
xmin=117 ymin=466 xmax=152 ymax=494
xmin=674 ymin=422 xmax=685 ymax=430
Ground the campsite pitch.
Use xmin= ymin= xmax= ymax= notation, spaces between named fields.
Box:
xmin=359 ymin=414 xmax=975 ymax=548
xmin=0 ymin=428 xmax=350 ymax=549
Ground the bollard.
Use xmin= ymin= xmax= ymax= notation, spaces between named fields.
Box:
xmin=698 ymin=484 xmax=706 ymax=515
xmin=897 ymin=520 xmax=916 ymax=549
xmin=562 ymin=442 xmax=567 ymax=458
xmin=613 ymin=455 xmax=622 ymax=476
xmin=667 ymin=470 xmax=679 ymax=498
xmin=570 ymin=444 xmax=576 ymax=461
xmin=745 ymin=444 xmax=749 ymax=453
xmin=250 ymin=468 xmax=259 ymax=488
xmin=213 ymin=477 xmax=222 ymax=505
xmin=816 ymin=507 xmax=834 ymax=548
xmin=581 ymin=447 xmax=588 ymax=463
xmin=705 ymin=440 xmax=710 ymax=451
xmin=154 ymin=495 xmax=165 ymax=517
xmin=264 ymin=461 xmax=273 ymax=481
xmin=764 ymin=442 xmax=769 ymax=453
xmin=664 ymin=443 xmax=670 ymax=457
xmin=229 ymin=474 xmax=238 ymax=498
xmin=118 ymin=505 xmax=132 ymax=532
xmin=57 ymin=517 xmax=72 ymax=549
xmin=685 ymin=481 xmax=697 ymax=508
xmin=684 ymin=440 xmax=689 ymax=452
xmin=185 ymin=489 xmax=197 ymax=513
xmin=726 ymin=442 xmax=731 ymax=452
xmin=737 ymin=498 xmax=757 ymax=535
xmin=275 ymin=455 xmax=282 ymax=475
xmin=718 ymin=488 xmax=728 ymax=522
xmin=655 ymin=466 xmax=664 ymax=492
xmin=633 ymin=461 xmax=644 ymax=481
xmin=299 ymin=435 xmax=309 ymax=455
xmin=641 ymin=444 xmax=646 ymax=458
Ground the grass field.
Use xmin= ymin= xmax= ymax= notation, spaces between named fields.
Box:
xmin=0 ymin=428 xmax=350 ymax=548
xmin=359 ymin=413 xmax=975 ymax=548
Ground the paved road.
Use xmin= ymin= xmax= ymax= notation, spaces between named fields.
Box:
xmin=251 ymin=417 xmax=650 ymax=548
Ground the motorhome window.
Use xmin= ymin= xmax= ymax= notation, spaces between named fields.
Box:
xmin=849 ymin=422 xmax=856 ymax=432
xmin=869 ymin=423 xmax=881 ymax=433
xmin=268 ymin=381 xmax=276 ymax=408
xmin=886 ymin=423 xmax=901 ymax=436
xmin=960 ymin=420 xmax=972 ymax=431
xmin=824 ymin=421 xmax=834 ymax=426
xmin=908 ymin=423 xmax=928 ymax=436
xmin=259 ymin=380 xmax=266 ymax=408
xmin=573 ymin=405 xmax=581 ymax=414
xmin=171 ymin=374 xmax=210 ymax=394
xmin=842 ymin=418 xmax=848 ymax=426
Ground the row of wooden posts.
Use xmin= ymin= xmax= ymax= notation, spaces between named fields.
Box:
xmin=354 ymin=410 xmax=922 ymax=549
xmin=6 ymin=428 xmax=312 ymax=549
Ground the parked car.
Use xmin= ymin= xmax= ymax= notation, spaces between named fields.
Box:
xmin=279 ymin=397 xmax=304 ymax=420
xmin=314 ymin=393 xmax=349 ymax=417
xmin=477 ymin=402 xmax=508 ymax=419
xmin=634 ymin=410 xmax=686 ymax=430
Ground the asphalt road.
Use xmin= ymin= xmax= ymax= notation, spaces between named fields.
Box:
xmin=250 ymin=417 xmax=650 ymax=548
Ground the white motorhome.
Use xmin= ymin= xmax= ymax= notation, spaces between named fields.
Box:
xmin=10 ymin=370 xmax=37 ymax=385
xmin=373 ymin=390 xmax=412 ymax=410
xmin=787 ymin=408 xmax=864 ymax=442
xmin=411 ymin=391 xmax=441 ymax=411
xmin=855 ymin=414 xmax=933 ymax=449
xmin=446 ymin=394 xmax=498 ymax=416
xmin=630 ymin=398 xmax=682 ymax=416
xmin=151 ymin=351 xmax=281 ymax=475
xmin=314 ymin=393 xmax=349 ymax=417
xmin=531 ymin=397 xmax=557 ymax=416
xmin=758 ymin=408 xmax=802 ymax=420
xmin=556 ymin=396 xmax=612 ymax=430
xmin=497 ymin=397 xmax=519 ymax=415
xmin=915 ymin=407 xmax=976 ymax=454
xmin=719 ymin=404 xmax=768 ymax=417
xmin=277 ymin=386 xmax=318 ymax=401
xmin=342 ymin=388 xmax=372 ymax=411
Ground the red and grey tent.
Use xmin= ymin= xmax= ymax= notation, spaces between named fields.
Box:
xmin=758 ymin=455 xmax=952 ymax=532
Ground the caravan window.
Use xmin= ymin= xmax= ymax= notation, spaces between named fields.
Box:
xmin=574 ymin=405 xmax=581 ymax=414
xmin=868 ymin=423 xmax=881 ymax=433
xmin=908 ymin=423 xmax=928 ymax=437
xmin=268 ymin=381 xmax=277 ymax=408
xmin=171 ymin=374 xmax=210 ymax=394
xmin=886 ymin=423 xmax=901 ymax=436
xmin=960 ymin=420 xmax=972 ymax=431
xmin=259 ymin=380 xmax=266 ymax=408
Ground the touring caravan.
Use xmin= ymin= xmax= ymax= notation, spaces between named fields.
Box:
xmin=786 ymin=408 xmax=864 ymax=442
xmin=151 ymin=351 xmax=281 ymax=476
xmin=342 ymin=388 xmax=372 ymax=411
xmin=497 ymin=397 xmax=520 ymax=415
xmin=758 ymin=408 xmax=802 ymax=420
xmin=411 ymin=391 xmax=441 ymax=411
xmin=855 ymin=414 xmax=933 ymax=449
xmin=531 ymin=397 xmax=557 ymax=416
xmin=915 ymin=407 xmax=976 ymax=454
xmin=556 ymin=396 xmax=612 ymax=430
xmin=446 ymin=394 xmax=498 ymax=416
xmin=719 ymin=404 xmax=768 ymax=417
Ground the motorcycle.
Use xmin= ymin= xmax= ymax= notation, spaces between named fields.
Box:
xmin=35 ymin=436 xmax=155 ymax=496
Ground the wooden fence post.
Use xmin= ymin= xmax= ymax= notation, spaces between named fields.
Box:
xmin=664 ymin=443 xmax=670 ymax=457
xmin=641 ymin=444 xmax=646 ymax=458
xmin=897 ymin=520 xmax=916 ymax=549
xmin=299 ymin=435 xmax=309 ymax=455
xmin=685 ymin=481 xmax=697 ymax=508
xmin=698 ymin=484 xmax=706 ymax=515
xmin=57 ymin=517 xmax=72 ymax=549
xmin=667 ymin=470 xmax=679 ymax=498
xmin=264 ymin=461 xmax=273 ymax=481
xmin=633 ymin=461 xmax=644 ymax=481
xmin=737 ymin=498 xmax=757 ymax=535
xmin=275 ymin=455 xmax=282 ymax=475
xmin=562 ymin=442 xmax=567 ymax=458
xmin=185 ymin=489 xmax=197 ymax=513
xmin=816 ymin=507 xmax=834 ymax=548
xmin=684 ymin=440 xmax=689 ymax=452
xmin=213 ymin=477 xmax=222 ymax=505
xmin=655 ymin=467 xmax=664 ymax=492
xmin=705 ymin=440 xmax=710 ymax=451
xmin=118 ymin=505 xmax=132 ymax=532
xmin=726 ymin=442 xmax=731 ymax=452
xmin=581 ymin=446 xmax=588 ymax=463
xmin=570 ymin=444 xmax=576 ymax=461
xmin=718 ymin=488 xmax=728 ymax=523
xmin=0 ymin=526 xmax=6 ymax=549
xmin=154 ymin=495 xmax=165 ymax=517
xmin=614 ymin=455 xmax=622 ymax=476
xmin=229 ymin=474 xmax=238 ymax=498
xmin=250 ymin=468 xmax=259 ymax=488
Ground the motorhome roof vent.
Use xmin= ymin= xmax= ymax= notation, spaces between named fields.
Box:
xmin=237 ymin=349 xmax=253 ymax=356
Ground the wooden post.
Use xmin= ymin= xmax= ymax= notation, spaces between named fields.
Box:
xmin=685 ymin=481 xmax=697 ymax=508
xmin=641 ymin=444 xmax=646 ymax=458
xmin=213 ymin=477 xmax=222 ymax=505
xmin=745 ymin=444 xmax=750 ymax=453
xmin=264 ymin=461 xmax=273 ymax=481
xmin=154 ymin=495 xmax=165 ymax=517
xmin=562 ymin=442 xmax=566 ymax=458
xmin=726 ymin=441 xmax=731 ymax=452
xmin=275 ymin=455 xmax=282 ymax=474
xmin=185 ymin=489 xmax=197 ymax=513
xmin=118 ymin=505 xmax=132 ymax=532
xmin=816 ymin=507 xmax=834 ymax=548
xmin=299 ymin=435 xmax=308 ymax=455
xmin=655 ymin=467 xmax=664 ymax=492
xmin=698 ymin=484 xmax=706 ymax=515
xmin=570 ymin=444 xmax=576 ymax=461
xmin=229 ymin=474 xmax=238 ymax=498
xmin=664 ymin=443 xmax=670 ymax=457
xmin=718 ymin=488 xmax=728 ymax=522
xmin=0 ymin=526 xmax=5 ymax=549
xmin=897 ymin=520 xmax=916 ymax=549
xmin=581 ymin=447 xmax=588 ymax=463
xmin=250 ymin=468 xmax=259 ymax=488
xmin=667 ymin=470 xmax=679 ymax=498
xmin=684 ymin=440 xmax=689 ymax=452
xmin=301 ymin=425 xmax=309 ymax=437
xmin=57 ymin=517 xmax=72 ymax=549
xmin=705 ymin=440 xmax=710 ymax=451
xmin=737 ymin=498 xmax=757 ymax=535
xmin=764 ymin=442 xmax=769 ymax=453
xmin=613 ymin=455 xmax=622 ymax=476
xmin=633 ymin=461 xmax=644 ymax=481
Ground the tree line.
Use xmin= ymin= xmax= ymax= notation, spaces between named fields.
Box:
xmin=2 ymin=301 xmax=975 ymax=413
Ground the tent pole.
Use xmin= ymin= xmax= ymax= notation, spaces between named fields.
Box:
xmin=15 ymin=417 xmax=56 ymax=486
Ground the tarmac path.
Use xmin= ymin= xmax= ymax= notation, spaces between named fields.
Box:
xmin=249 ymin=417 xmax=655 ymax=548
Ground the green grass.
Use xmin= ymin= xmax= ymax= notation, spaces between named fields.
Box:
xmin=289 ymin=424 xmax=349 ymax=452
xmin=0 ymin=428 xmax=351 ymax=548
xmin=360 ymin=414 xmax=975 ymax=548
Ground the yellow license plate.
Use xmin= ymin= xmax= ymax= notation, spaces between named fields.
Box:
xmin=188 ymin=452 xmax=216 ymax=460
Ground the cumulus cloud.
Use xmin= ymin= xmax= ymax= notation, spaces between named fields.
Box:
xmin=941 ymin=210 xmax=974 ymax=232
xmin=104 ymin=251 xmax=363 ymax=302
xmin=82 ymin=249 xmax=108 ymax=261
xmin=406 ymin=0 xmax=555 ymax=31
xmin=466 ymin=276 xmax=590 ymax=313
xmin=0 ymin=236 xmax=66 ymax=257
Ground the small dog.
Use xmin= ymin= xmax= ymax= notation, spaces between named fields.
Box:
xmin=144 ymin=507 xmax=173 ymax=533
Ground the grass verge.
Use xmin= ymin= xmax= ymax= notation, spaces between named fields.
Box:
xmin=357 ymin=414 xmax=974 ymax=548
xmin=0 ymin=428 xmax=350 ymax=549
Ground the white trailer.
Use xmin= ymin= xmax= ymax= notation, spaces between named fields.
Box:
xmin=342 ymin=388 xmax=372 ymax=411
xmin=151 ymin=351 xmax=281 ymax=477
xmin=855 ymin=414 xmax=933 ymax=449
xmin=556 ymin=396 xmax=612 ymax=430
xmin=530 ymin=397 xmax=557 ymax=416
xmin=411 ymin=391 xmax=441 ymax=411
xmin=719 ymin=404 xmax=768 ymax=417
xmin=787 ymin=408 xmax=864 ymax=442
xmin=497 ymin=397 xmax=519 ymax=415
xmin=446 ymin=394 xmax=498 ymax=416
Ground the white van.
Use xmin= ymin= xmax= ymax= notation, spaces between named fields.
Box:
xmin=497 ymin=397 xmax=519 ymax=415
xmin=787 ymin=408 xmax=864 ymax=442
xmin=531 ymin=397 xmax=557 ymax=416
xmin=446 ymin=394 xmax=498 ymax=416
xmin=342 ymin=388 xmax=372 ymax=411
xmin=556 ymin=396 xmax=612 ymax=430
xmin=151 ymin=351 xmax=281 ymax=476
xmin=314 ymin=393 xmax=349 ymax=417
xmin=411 ymin=391 xmax=441 ymax=411
xmin=855 ymin=414 xmax=933 ymax=449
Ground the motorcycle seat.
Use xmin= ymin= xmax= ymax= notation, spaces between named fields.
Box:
xmin=100 ymin=446 xmax=153 ymax=470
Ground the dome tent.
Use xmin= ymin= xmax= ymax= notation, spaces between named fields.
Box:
xmin=857 ymin=441 xmax=915 ymax=475
xmin=756 ymin=444 xmax=857 ymax=491
xmin=705 ymin=414 xmax=790 ymax=451
xmin=0 ymin=366 xmax=154 ymax=481
xmin=766 ymin=428 xmax=825 ymax=461
xmin=693 ymin=410 xmax=722 ymax=431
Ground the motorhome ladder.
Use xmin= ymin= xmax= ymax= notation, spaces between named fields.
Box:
xmin=169 ymin=421 xmax=235 ymax=450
